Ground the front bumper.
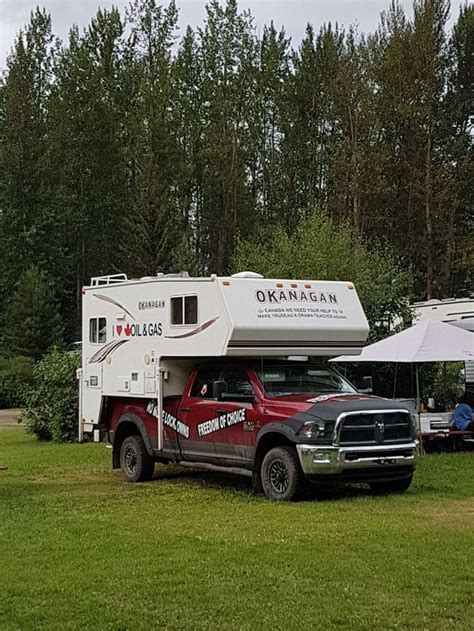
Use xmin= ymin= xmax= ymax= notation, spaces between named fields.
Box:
xmin=296 ymin=442 xmax=418 ymax=479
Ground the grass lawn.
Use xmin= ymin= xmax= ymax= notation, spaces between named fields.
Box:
xmin=0 ymin=427 xmax=473 ymax=630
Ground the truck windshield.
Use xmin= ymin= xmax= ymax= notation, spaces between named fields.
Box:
xmin=256 ymin=365 xmax=357 ymax=398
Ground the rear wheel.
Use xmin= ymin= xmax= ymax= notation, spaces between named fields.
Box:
xmin=119 ymin=435 xmax=155 ymax=482
xmin=261 ymin=446 xmax=303 ymax=502
xmin=369 ymin=474 xmax=413 ymax=494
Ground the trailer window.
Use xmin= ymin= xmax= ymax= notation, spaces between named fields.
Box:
xmin=171 ymin=295 xmax=198 ymax=325
xmin=171 ymin=297 xmax=183 ymax=325
xmin=89 ymin=317 xmax=107 ymax=344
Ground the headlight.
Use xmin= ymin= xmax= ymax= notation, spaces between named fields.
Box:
xmin=299 ymin=420 xmax=327 ymax=439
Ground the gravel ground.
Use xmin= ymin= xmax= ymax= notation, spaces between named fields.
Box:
xmin=0 ymin=409 xmax=22 ymax=429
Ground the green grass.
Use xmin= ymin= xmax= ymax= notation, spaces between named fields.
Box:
xmin=0 ymin=428 xmax=473 ymax=630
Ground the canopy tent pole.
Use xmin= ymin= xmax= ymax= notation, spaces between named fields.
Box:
xmin=443 ymin=361 xmax=447 ymax=407
xmin=415 ymin=363 xmax=425 ymax=455
xmin=415 ymin=364 xmax=420 ymax=412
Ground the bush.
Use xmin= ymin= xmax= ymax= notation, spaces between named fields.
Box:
xmin=0 ymin=355 xmax=35 ymax=408
xmin=21 ymin=348 xmax=80 ymax=442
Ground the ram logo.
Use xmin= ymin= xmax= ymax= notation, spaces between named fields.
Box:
xmin=375 ymin=420 xmax=385 ymax=433
xmin=375 ymin=419 xmax=385 ymax=443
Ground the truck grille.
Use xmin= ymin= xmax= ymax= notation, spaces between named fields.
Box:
xmin=338 ymin=412 xmax=412 ymax=445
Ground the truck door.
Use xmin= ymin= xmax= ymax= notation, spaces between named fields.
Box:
xmin=210 ymin=367 xmax=260 ymax=468
xmin=178 ymin=367 xmax=222 ymax=461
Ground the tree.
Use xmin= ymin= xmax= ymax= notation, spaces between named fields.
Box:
xmin=252 ymin=23 xmax=291 ymax=224
xmin=234 ymin=209 xmax=411 ymax=340
xmin=196 ymin=0 xmax=259 ymax=273
xmin=4 ymin=266 xmax=64 ymax=360
xmin=441 ymin=3 xmax=474 ymax=294
xmin=0 ymin=9 xmax=58 ymax=299
xmin=47 ymin=8 xmax=129 ymax=338
xmin=123 ymin=0 xmax=180 ymax=277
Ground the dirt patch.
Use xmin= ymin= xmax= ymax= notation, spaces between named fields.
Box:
xmin=420 ymin=498 xmax=474 ymax=529
xmin=0 ymin=409 xmax=23 ymax=429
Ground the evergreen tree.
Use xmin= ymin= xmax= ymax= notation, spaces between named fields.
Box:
xmin=0 ymin=9 xmax=57 ymax=299
xmin=47 ymin=8 xmax=128 ymax=337
xmin=253 ymin=23 xmax=291 ymax=224
xmin=4 ymin=266 xmax=63 ymax=360
xmin=124 ymin=0 xmax=180 ymax=276
xmin=442 ymin=3 xmax=474 ymax=294
xmin=197 ymin=0 xmax=259 ymax=273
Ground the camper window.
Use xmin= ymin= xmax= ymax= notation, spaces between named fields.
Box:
xmin=171 ymin=295 xmax=198 ymax=326
xmin=89 ymin=317 xmax=107 ymax=344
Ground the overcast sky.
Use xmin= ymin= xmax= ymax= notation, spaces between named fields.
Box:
xmin=0 ymin=0 xmax=458 ymax=70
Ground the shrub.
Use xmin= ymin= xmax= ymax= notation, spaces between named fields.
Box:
xmin=21 ymin=348 xmax=80 ymax=442
xmin=0 ymin=355 xmax=35 ymax=408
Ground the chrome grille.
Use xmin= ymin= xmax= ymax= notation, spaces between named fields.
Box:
xmin=338 ymin=411 xmax=411 ymax=445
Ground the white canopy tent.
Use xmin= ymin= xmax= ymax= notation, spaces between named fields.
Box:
xmin=331 ymin=320 xmax=474 ymax=409
xmin=332 ymin=321 xmax=474 ymax=364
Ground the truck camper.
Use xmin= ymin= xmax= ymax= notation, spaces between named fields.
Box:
xmin=79 ymin=272 xmax=417 ymax=501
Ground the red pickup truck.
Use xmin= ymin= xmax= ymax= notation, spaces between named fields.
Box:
xmin=107 ymin=360 xmax=417 ymax=501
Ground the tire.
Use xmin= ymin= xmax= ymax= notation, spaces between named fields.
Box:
xmin=261 ymin=446 xmax=303 ymax=502
xmin=119 ymin=435 xmax=155 ymax=482
xmin=369 ymin=474 xmax=413 ymax=494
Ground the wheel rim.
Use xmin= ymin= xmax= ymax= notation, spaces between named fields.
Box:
xmin=269 ymin=459 xmax=289 ymax=494
xmin=124 ymin=445 xmax=137 ymax=474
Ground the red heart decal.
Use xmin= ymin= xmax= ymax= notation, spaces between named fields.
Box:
xmin=116 ymin=325 xmax=123 ymax=336
xmin=125 ymin=324 xmax=132 ymax=336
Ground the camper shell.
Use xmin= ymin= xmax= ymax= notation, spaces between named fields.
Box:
xmin=79 ymin=272 xmax=417 ymax=501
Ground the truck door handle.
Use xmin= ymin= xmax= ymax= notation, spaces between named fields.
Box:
xmin=180 ymin=407 xmax=190 ymax=412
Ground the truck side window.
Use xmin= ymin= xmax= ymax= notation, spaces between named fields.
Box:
xmin=223 ymin=369 xmax=254 ymax=397
xmin=190 ymin=368 xmax=221 ymax=398
xmin=171 ymin=295 xmax=198 ymax=325
xmin=89 ymin=317 xmax=107 ymax=344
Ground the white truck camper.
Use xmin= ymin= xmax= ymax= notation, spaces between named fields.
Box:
xmin=79 ymin=272 xmax=417 ymax=501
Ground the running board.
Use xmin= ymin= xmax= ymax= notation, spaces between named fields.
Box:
xmin=176 ymin=461 xmax=252 ymax=478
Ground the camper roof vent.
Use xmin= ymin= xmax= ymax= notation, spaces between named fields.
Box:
xmin=231 ymin=271 xmax=264 ymax=279
xmin=90 ymin=273 xmax=128 ymax=286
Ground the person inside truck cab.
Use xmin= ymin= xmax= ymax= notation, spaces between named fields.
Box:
xmin=453 ymin=391 xmax=474 ymax=431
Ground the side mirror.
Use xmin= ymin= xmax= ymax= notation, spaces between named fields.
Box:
xmin=359 ymin=375 xmax=373 ymax=395
xmin=212 ymin=380 xmax=228 ymax=400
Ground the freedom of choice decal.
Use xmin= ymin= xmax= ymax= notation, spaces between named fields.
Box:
xmin=197 ymin=408 xmax=246 ymax=437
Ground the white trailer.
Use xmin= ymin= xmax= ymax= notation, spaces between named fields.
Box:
xmin=410 ymin=296 xmax=474 ymax=387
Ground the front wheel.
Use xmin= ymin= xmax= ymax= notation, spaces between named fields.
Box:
xmin=369 ymin=474 xmax=413 ymax=494
xmin=261 ymin=446 xmax=304 ymax=502
xmin=119 ymin=435 xmax=155 ymax=482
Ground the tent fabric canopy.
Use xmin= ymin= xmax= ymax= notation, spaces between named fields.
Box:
xmin=331 ymin=320 xmax=474 ymax=364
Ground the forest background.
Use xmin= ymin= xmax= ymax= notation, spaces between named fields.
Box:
xmin=0 ymin=0 xmax=472 ymax=405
